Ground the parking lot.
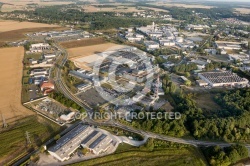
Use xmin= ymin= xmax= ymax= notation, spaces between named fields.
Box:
xmin=77 ymin=88 xmax=107 ymax=107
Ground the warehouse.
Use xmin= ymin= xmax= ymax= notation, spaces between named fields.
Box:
xmin=48 ymin=124 xmax=116 ymax=161
xmin=215 ymin=41 xmax=242 ymax=50
xmin=198 ymin=71 xmax=248 ymax=87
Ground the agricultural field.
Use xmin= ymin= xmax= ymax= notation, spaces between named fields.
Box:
xmin=0 ymin=20 xmax=59 ymax=32
xmin=149 ymin=2 xmax=214 ymax=9
xmin=234 ymin=8 xmax=250 ymax=14
xmin=0 ymin=0 xmax=73 ymax=12
xmin=70 ymin=143 xmax=207 ymax=166
xmin=0 ymin=115 xmax=63 ymax=165
xmin=0 ymin=47 xmax=33 ymax=126
xmin=82 ymin=5 xmax=139 ymax=13
xmin=0 ymin=20 xmax=63 ymax=42
xmin=139 ymin=6 xmax=169 ymax=12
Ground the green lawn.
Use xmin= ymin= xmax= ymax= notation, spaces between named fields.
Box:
xmin=70 ymin=144 xmax=207 ymax=166
xmin=0 ymin=115 xmax=63 ymax=165
xmin=21 ymin=84 xmax=30 ymax=103
xmin=24 ymin=53 xmax=42 ymax=62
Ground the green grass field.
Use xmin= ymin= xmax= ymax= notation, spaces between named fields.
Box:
xmin=0 ymin=115 xmax=63 ymax=165
xmin=70 ymin=143 xmax=207 ymax=166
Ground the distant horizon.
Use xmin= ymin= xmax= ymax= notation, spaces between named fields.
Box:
xmin=163 ymin=0 xmax=250 ymax=2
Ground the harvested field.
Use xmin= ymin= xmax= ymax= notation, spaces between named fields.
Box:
xmin=0 ymin=41 xmax=5 ymax=47
xmin=139 ymin=7 xmax=169 ymax=12
xmin=60 ymin=37 xmax=107 ymax=49
xmin=0 ymin=0 xmax=73 ymax=12
xmin=0 ymin=20 xmax=59 ymax=32
xmin=234 ymin=8 xmax=250 ymax=14
xmin=149 ymin=2 xmax=214 ymax=9
xmin=0 ymin=47 xmax=33 ymax=126
xmin=0 ymin=26 xmax=65 ymax=42
xmin=0 ymin=4 xmax=24 ymax=12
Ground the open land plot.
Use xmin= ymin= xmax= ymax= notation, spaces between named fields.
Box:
xmin=68 ymin=42 xmax=125 ymax=70
xmin=60 ymin=37 xmax=108 ymax=49
xmin=0 ymin=115 xmax=63 ymax=165
xmin=0 ymin=47 xmax=33 ymax=125
xmin=149 ymin=2 xmax=214 ymax=9
xmin=70 ymin=145 xmax=206 ymax=166
xmin=67 ymin=42 xmax=124 ymax=59
xmin=234 ymin=8 xmax=250 ymax=14
xmin=194 ymin=93 xmax=222 ymax=114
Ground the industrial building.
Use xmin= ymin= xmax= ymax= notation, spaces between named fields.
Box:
xmin=215 ymin=41 xmax=242 ymax=50
xmin=48 ymin=124 xmax=116 ymax=161
xmin=144 ymin=41 xmax=160 ymax=50
xmin=198 ymin=71 xmax=248 ymax=87
xmin=29 ymin=43 xmax=50 ymax=53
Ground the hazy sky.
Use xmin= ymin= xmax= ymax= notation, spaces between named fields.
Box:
xmin=203 ymin=0 xmax=249 ymax=1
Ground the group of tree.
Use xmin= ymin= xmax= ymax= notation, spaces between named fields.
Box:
xmin=172 ymin=63 xmax=198 ymax=73
xmin=162 ymin=74 xmax=177 ymax=94
xmin=202 ymin=144 xmax=248 ymax=166
xmin=49 ymin=92 xmax=85 ymax=112
xmin=205 ymin=61 xmax=230 ymax=71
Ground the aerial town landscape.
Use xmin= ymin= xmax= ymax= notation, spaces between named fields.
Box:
xmin=0 ymin=0 xmax=250 ymax=166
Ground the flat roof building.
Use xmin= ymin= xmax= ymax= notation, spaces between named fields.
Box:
xmin=198 ymin=71 xmax=248 ymax=87
xmin=48 ymin=124 xmax=116 ymax=161
xmin=215 ymin=41 xmax=242 ymax=50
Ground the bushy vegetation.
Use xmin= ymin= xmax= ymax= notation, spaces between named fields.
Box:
xmin=202 ymin=144 xmax=249 ymax=166
xmin=49 ymin=92 xmax=85 ymax=112
xmin=173 ymin=63 xmax=198 ymax=73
